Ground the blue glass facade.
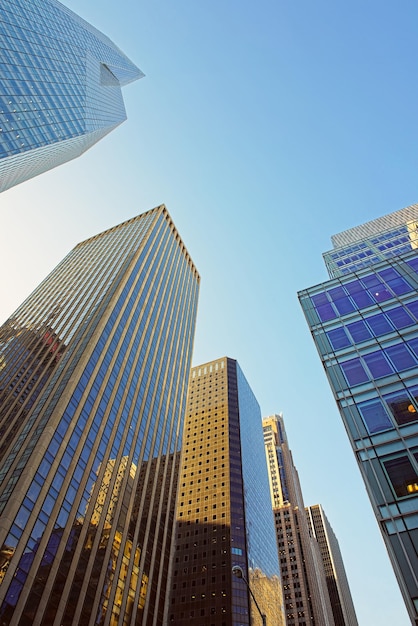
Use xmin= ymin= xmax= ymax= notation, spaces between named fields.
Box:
xmin=0 ymin=205 xmax=200 ymax=625
xmin=299 ymin=204 xmax=418 ymax=625
xmin=0 ymin=0 xmax=143 ymax=192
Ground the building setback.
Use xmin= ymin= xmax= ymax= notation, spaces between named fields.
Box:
xmin=0 ymin=0 xmax=143 ymax=192
xmin=0 ymin=205 xmax=199 ymax=625
xmin=306 ymin=505 xmax=358 ymax=626
xmin=263 ymin=414 xmax=335 ymax=626
xmin=298 ymin=204 xmax=418 ymax=625
xmin=169 ymin=358 xmax=283 ymax=626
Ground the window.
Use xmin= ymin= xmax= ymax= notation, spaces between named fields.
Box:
xmin=358 ymin=399 xmax=392 ymax=434
xmin=384 ymin=456 xmax=418 ymax=498
xmin=340 ymin=358 xmax=369 ymax=385
xmin=363 ymin=351 xmax=393 ymax=378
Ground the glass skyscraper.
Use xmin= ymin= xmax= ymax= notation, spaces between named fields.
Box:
xmin=0 ymin=204 xmax=200 ymax=625
xmin=299 ymin=204 xmax=418 ymax=625
xmin=169 ymin=357 xmax=283 ymax=626
xmin=0 ymin=0 xmax=142 ymax=192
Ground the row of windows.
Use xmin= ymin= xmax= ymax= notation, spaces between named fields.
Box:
xmin=312 ymin=264 xmax=416 ymax=322
xmin=340 ymin=339 xmax=418 ymax=387
xmin=327 ymin=301 xmax=418 ymax=350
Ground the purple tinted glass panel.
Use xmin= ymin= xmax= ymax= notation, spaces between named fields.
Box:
xmin=312 ymin=293 xmax=329 ymax=306
xmin=345 ymin=281 xmax=373 ymax=308
xmin=367 ymin=313 xmax=393 ymax=336
xmin=328 ymin=287 xmax=355 ymax=314
xmin=378 ymin=268 xmax=413 ymax=295
xmin=327 ymin=328 xmax=351 ymax=350
xmin=316 ymin=304 xmax=337 ymax=322
xmin=385 ymin=345 xmax=417 ymax=371
xmin=347 ymin=320 xmax=372 ymax=342
xmin=406 ymin=258 xmax=418 ymax=272
xmin=406 ymin=301 xmax=418 ymax=319
xmin=340 ymin=359 xmax=369 ymax=385
xmin=362 ymin=275 xmax=392 ymax=302
xmin=358 ymin=399 xmax=393 ymax=433
xmin=312 ymin=293 xmax=337 ymax=322
xmin=408 ymin=338 xmax=418 ymax=359
xmin=386 ymin=307 xmax=414 ymax=329
xmin=387 ymin=277 xmax=413 ymax=295
xmin=363 ymin=351 xmax=393 ymax=378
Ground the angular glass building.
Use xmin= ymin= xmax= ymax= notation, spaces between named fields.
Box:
xmin=0 ymin=204 xmax=200 ymax=625
xmin=0 ymin=0 xmax=143 ymax=192
xmin=298 ymin=204 xmax=418 ymax=625
xmin=169 ymin=358 xmax=283 ymax=626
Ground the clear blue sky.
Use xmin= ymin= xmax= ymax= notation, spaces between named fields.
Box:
xmin=2 ymin=1 xmax=418 ymax=623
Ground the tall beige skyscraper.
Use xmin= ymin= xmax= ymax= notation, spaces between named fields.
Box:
xmin=263 ymin=414 xmax=334 ymax=626
xmin=306 ymin=505 xmax=358 ymax=626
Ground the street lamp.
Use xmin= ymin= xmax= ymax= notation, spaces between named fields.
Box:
xmin=232 ymin=565 xmax=267 ymax=626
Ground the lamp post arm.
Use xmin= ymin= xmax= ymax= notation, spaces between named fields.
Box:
xmin=243 ymin=574 xmax=267 ymax=626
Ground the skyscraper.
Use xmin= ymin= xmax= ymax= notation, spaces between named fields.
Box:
xmin=306 ymin=505 xmax=358 ymax=626
xmin=263 ymin=414 xmax=335 ymax=626
xmin=298 ymin=204 xmax=418 ymax=625
xmin=0 ymin=0 xmax=142 ymax=193
xmin=169 ymin=357 xmax=283 ymax=626
xmin=0 ymin=204 xmax=200 ymax=625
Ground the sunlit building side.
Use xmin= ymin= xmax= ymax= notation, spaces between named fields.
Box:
xmin=299 ymin=203 xmax=418 ymax=625
xmin=263 ymin=414 xmax=334 ymax=626
xmin=169 ymin=357 xmax=284 ymax=626
xmin=0 ymin=205 xmax=199 ymax=625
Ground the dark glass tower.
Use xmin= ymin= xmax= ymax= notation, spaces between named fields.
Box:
xmin=0 ymin=205 xmax=200 ymax=625
xmin=169 ymin=357 xmax=283 ymax=626
xmin=306 ymin=505 xmax=358 ymax=626
xmin=299 ymin=204 xmax=418 ymax=625
xmin=0 ymin=0 xmax=143 ymax=192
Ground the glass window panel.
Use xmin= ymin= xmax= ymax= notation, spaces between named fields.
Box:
xmin=347 ymin=320 xmax=372 ymax=342
xmin=384 ymin=389 xmax=418 ymax=426
xmin=385 ymin=344 xmax=416 ymax=371
xmin=386 ymin=307 xmax=414 ymax=329
xmin=315 ymin=304 xmax=337 ymax=322
xmin=386 ymin=277 xmax=413 ymax=295
xmin=340 ymin=358 xmax=369 ymax=385
xmin=384 ymin=456 xmax=418 ymax=498
xmin=406 ymin=258 xmax=418 ymax=272
xmin=345 ymin=281 xmax=373 ymax=308
xmin=363 ymin=351 xmax=393 ymax=378
xmin=408 ymin=338 xmax=418 ymax=359
xmin=358 ymin=399 xmax=393 ymax=434
xmin=366 ymin=313 xmax=393 ymax=336
xmin=327 ymin=287 xmax=355 ymax=314
xmin=327 ymin=328 xmax=351 ymax=350
xmin=406 ymin=301 xmax=418 ymax=319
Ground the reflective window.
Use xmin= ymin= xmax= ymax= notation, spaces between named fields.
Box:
xmin=384 ymin=456 xmax=418 ymax=498
xmin=340 ymin=359 xmax=369 ymax=385
xmin=358 ymin=399 xmax=393 ymax=434
xmin=327 ymin=328 xmax=350 ymax=350
xmin=363 ymin=351 xmax=393 ymax=378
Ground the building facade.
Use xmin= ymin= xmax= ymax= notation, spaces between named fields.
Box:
xmin=306 ymin=505 xmax=358 ymax=626
xmin=169 ymin=358 xmax=283 ymax=626
xmin=0 ymin=0 xmax=142 ymax=192
xmin=0 ymin=204 xmax=200 ymax=625
xmin=263 ymin=414 xmax=335 ymax=626
xmin=298 ymin=204 xmax=418 ymax=625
